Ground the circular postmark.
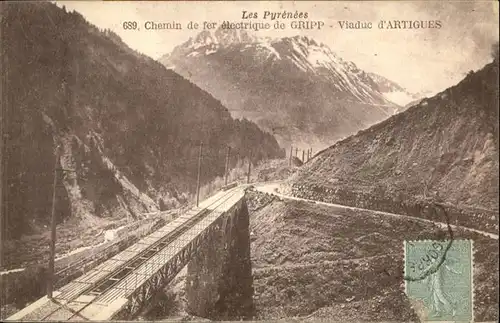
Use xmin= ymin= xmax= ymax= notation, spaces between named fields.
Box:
xmin=404 ymin=203 xmax=454 ymax=282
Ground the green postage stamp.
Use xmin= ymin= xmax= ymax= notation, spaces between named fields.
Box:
xmin=404 ymin=239 xmax=473 ymax=322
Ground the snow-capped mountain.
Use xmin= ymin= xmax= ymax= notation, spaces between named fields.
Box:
xmin=186 ymin=29 xmax=260 ymax=50
xmin=274 ymin=36 xmax=395 ymax=105
xmin=368 ymin=72 xmax=419 ymax=107
xmin=161 ymin=27 xmax=401 ymax=150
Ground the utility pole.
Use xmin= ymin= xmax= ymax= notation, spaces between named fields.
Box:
xmin=47 ymin=145 xmax=60 ymax=299
xmin=302 ymin=150 xmax=305 ymax=163
xmin=224 ymin=146 xmax=231 ymax=186
xmin=246 ymin=152 xmax=252 ymax=184
xmin=295 ymin=147 xmax=298 ymax=157
xmin=289 ymin=146 xmax=293 ymax=167
xmin=196 ymin=142 xmax=203 ymax=207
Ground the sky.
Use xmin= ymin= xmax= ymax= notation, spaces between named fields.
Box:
xmin=56 ymin=1 xmax=499 ymax=95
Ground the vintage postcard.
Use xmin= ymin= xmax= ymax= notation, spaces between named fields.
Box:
xmin=0 ymin=1 xmax=498 ymax=322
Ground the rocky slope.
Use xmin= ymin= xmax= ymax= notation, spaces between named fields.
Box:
xmin=1 ymin=2 xmax=283 ymax=241
xmin=161 ymin=28 xmax=401 ymax=151
xmin=291 ymin=59 xmax=499 ymax=232
xmin=247 ymin=191 xmax=498 ymax=321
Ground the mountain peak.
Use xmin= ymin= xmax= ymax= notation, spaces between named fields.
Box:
xmin=214 ymin=26 xmax=258 ymax=45
xmin=186 ymin=27 xmax=259 ymax=51
xmin=288 ymin=35 xmax=322 ymax=47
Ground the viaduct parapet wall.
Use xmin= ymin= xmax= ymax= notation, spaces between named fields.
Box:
xmin=185 ymin=197 xmax=255 ymax=320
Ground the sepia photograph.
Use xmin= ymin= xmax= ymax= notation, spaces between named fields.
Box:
xmin=0 ymin=0 xmax=498 ymax=322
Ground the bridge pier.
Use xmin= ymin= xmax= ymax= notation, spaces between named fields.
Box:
xmin=185 ymin=198 xmax=254 ymax=320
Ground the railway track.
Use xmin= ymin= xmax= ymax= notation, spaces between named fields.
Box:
xmin=33 ymin=188 xmax=241 ymax=321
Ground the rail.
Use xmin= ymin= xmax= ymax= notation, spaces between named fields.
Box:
xmin=33 ymin=188 xmax=240 ymax=321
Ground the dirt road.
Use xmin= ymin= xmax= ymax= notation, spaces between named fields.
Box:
xmin=253 ymin=181 xmax=498 ymax=240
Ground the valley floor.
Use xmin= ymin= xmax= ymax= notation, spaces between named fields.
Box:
xmin=2 ymin=218 xmax=117 ymax=271
xmin=0 ymin=209 xmax=180 ymax=319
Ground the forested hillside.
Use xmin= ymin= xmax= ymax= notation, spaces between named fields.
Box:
xmin=1 ymin=2 xmax=283 ymax=239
